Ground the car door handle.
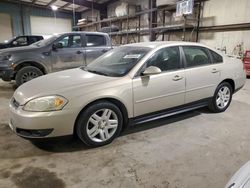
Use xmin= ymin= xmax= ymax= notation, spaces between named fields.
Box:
xmin=211 ymin=68 xmax=220 ymax=73
xmin=76 ymin=51 xmax=83 ymax=54
xmin=172 ymin=75 xmax=184 ymax=81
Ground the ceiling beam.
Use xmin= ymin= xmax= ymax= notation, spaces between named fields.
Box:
xmin=46 ymin=0 xmax=57 ymax=7
xmin=31 ymin=0 xmax=38 ymax=4
xmin=59 ymin=2 xmax=71 ymax=10
xmin=62 ymin=0 xmax=104 ymax=11
xmin=103 ymin=0 xmax=118 ymax=6
xmin=2 ymin=0 xmax=72 ymax=14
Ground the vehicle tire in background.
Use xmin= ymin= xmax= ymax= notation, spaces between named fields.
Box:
xmin=76 ymin=101 xmax=123 ymax=147
xmin=208 ymin=82 xmax=233 ymax=113
xmin=15 ymin=66 xmax=43 ymax=86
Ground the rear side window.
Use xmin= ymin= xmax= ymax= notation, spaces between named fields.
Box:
xmin=29 ymin=37 xmax=40 ymax=43
xmin=210 ymin=50 xmax=223 ymax=63
xmin=183 ymin=46 xmax=210 ymax=68
xmin=86 ymin=35 xmax=106 ymax=47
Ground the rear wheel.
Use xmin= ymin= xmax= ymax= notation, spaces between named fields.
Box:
xmin=76 ymin=101 xmax=123 ymax=147
xmin=15 ymin=66 xmax=43 ymax=86
xmin=208 ymin=82 xmax=233 ymax=113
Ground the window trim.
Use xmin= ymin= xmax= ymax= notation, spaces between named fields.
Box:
xmin=134 ymin=46 xmax=183 ymax=78
xmin=181 ymin=46 xmax=212 ymax=69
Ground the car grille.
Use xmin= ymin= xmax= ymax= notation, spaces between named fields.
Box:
xmin=11 ymin=98 xmax=20 ymax=109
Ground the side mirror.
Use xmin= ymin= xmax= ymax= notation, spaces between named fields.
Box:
xmin=52 ymin=42 xmax=63 ymax=50
xmin=13 ymin=41 xmax=17 ymax=46
xmin=142 ymin=66 xmax=161 ymax=76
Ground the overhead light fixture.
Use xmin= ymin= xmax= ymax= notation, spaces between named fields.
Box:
xmin=51 ymin=5 xmax=58 ymax=11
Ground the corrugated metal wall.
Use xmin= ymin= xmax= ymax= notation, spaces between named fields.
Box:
xmin=0 ymin=1 xmax=80 ymax=37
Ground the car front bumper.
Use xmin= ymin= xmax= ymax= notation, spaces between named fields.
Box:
xmin=9 ymin=99 xmax=76 ymax=138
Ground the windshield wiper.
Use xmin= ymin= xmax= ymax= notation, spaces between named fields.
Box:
xmin=84 ymin=69 xmax=109 ymax=76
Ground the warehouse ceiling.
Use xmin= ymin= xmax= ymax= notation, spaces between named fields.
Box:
xmin=3 ymin=0 xmax=115 ymax=13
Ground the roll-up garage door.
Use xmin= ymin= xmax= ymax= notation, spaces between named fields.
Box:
xmin=30 ymin=16 xmax=72 ymax=37
xmin=0 ymin=13 xmax=13 ymax=42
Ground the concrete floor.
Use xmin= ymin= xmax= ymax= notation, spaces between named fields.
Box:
xmin=0 ymin=79 xmax=250 ymax=188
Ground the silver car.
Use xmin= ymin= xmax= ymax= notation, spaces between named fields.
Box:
xmin=9 ymin=42 xmax=246 ymax=147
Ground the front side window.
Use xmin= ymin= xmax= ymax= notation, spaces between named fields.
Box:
xmin=145 ymin=47 xmax=180 ymax=72
xmin=183 ymin=46 xmax=210 ymax=68
xmin=86 ymin=35 xmax=106 ymax=47
xmin=210 ymin=50 xmax=223 ymax=63
xmin=14 ymin=37 xmax=28 ymax=46
xmin=84 ymin=46 xmax=150 ymax=77
xmin=57 ymin=35 xmax=82 ymax=48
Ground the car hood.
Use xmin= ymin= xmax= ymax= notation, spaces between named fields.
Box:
xmin=225 ymin=161 xmax=250 ymax=188
xmin=0 ymin=45 xmax=39 ymax=54
xmin=14 ymin=68 xmax=119 ymax=105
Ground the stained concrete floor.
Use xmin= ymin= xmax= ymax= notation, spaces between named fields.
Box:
xmin=0 ymin=79 xmax=250 ymax=188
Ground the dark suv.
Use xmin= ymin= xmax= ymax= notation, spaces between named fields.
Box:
xmin=0 ymin=35 xmax=44 ymax=49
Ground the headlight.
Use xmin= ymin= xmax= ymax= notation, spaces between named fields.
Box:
xmin=0 ymin=54 xmax=11 ymax=61
xmin=23 ymin=95 xmax=68 ymax=112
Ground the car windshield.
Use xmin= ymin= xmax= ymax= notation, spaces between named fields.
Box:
xmin=83 ymin=46 xmax=151 ymax=77
xmin=32 ymin=35 xmax=59 ymax=47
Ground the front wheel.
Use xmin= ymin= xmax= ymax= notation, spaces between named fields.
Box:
xmin=76 ymin=101 xmax=123 ymax=147
xmin=15 ymin=66 xmax=43 ymax=86
xmin=208 ymin=82 xmax=233 ymax=113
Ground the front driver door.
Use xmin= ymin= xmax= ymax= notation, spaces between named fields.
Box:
xmin=51 ymin=34 xmax=84 ymax=72
xmin=133 ymin=46 xmax=186 ymax=117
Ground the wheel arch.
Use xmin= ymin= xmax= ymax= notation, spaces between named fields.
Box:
xmin=74 ymin=97 xmax=129 ymax=134
xmin=14 ymin=61 xmax=47 ymax=77
xmin=220 ymin=78 xmax=235 ymax=92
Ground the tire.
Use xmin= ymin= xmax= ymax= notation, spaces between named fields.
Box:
xmin=208 ymin=82 xmax=233 ymax=113
xmin=76 ymin=101 xmax=123 ymax=147
xmin=15 ymin=66 xmax=43 ymax=86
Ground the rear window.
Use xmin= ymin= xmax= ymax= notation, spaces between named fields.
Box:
xmin=210 ymin=50 xmax=223 ymax=63
xmin=86 ymin=35 xmax=106 ymax=47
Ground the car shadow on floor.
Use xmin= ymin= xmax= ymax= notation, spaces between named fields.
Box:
xmin=32 ymin=108 xmax=203 ymax=153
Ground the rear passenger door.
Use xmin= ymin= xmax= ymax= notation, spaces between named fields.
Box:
xmin=182 ymin=46 xmax=221 ymax=104
xmin=84 ymin=34 xmax=110 ymax=65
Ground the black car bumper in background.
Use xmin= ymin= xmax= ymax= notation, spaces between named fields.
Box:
xmin=0 ymin=66 xmax=14 ymax=81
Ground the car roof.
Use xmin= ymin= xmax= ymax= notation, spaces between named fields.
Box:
xmin=56 ymin=31 xmax=108 ymax=35
xmin=123 ymin=41 xmax=209 ymax=49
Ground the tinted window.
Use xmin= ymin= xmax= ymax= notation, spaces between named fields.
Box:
xmin=86 ymin=35 xmax=106 ymax=47
xmin=29 ymin=37 xmax=40 ymax=44
xmin=146 ymin=47 xmax=180 ymax=72
xmin=183 ymin=46 xmax=210 ymax=67
xmin=14 ymin=37 xmax=28 ymax=46
xmin=210 ymin=50 xmax=223 ymax=63
xmin=57 ymin=35 xmax=82 ymax=48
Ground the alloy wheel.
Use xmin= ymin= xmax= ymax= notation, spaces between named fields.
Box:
xmin=86 ymin=108 xmax=118 ymax=142
xmin=216 ymin=86 xmax=231 ymax=109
